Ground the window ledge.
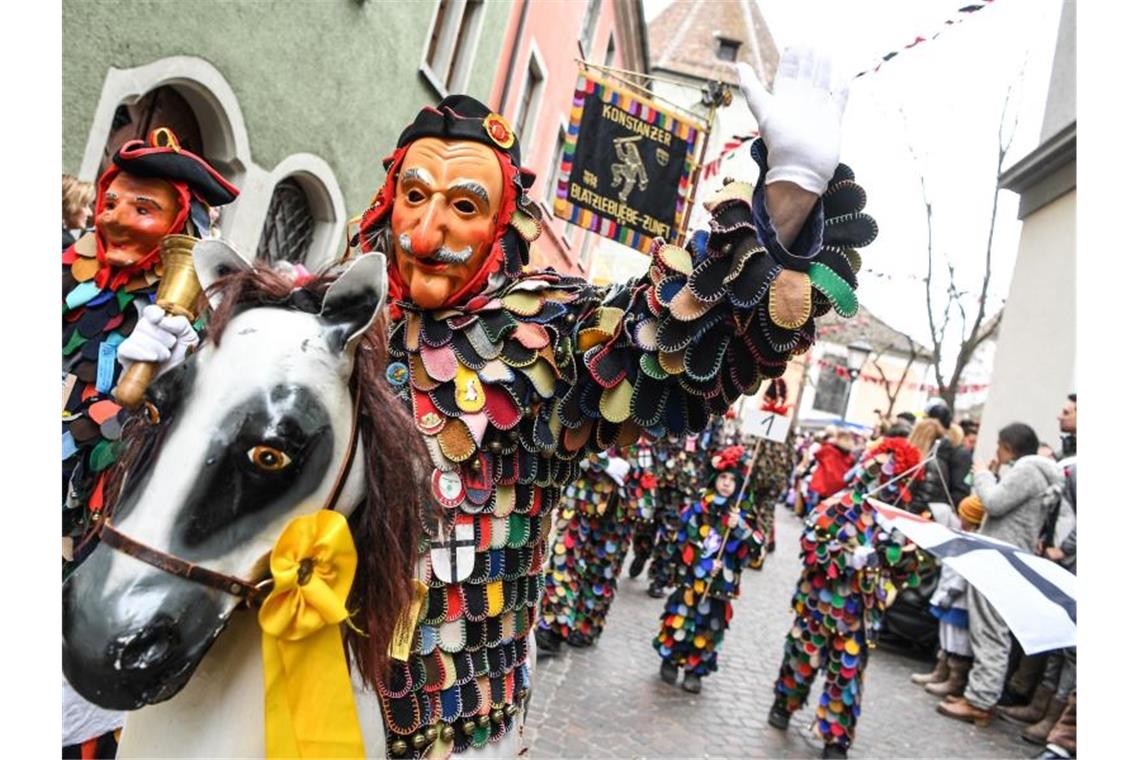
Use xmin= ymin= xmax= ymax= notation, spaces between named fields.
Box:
xmin=419 ymin=63 xmax=448 ymax=100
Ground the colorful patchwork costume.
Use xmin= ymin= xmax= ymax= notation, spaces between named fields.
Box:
xmin=769 ymin=437 xmax=923 ymax=756
xmin=625 ymin=436 xmax=660 ymax=579
xmin=536 ymin=451 xmax=633 ymax=649
xmin=350 ymin=92 xmax=874 ymax=756
xmin=653 ymin=445 xmax=765 ymax=692
xmin=61 ymin=130 xmax=238 ymax=575
xmin=746 ymin=379 xmax=797 ymax=564
xmin=648 ymin=434 xmax=706 ymax=596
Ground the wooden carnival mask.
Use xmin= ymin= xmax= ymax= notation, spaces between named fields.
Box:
xmin=97 ymin=171 xmax=183 ymax=268
xmin=390 ymin=137 xmax=504 ymax=310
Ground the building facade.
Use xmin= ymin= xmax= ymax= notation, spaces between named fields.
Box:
xmin=795 ymin=308 xmax=934 ymax=432
xmin=978 ymin=0 xmax=1076 ymax=460
xmin=489 ymin=0 xmax=650 ymax=278
xmin=63 ymin=0 xmax=513 ymax=269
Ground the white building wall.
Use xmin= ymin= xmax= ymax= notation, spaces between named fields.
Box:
xmin=975 ymin=190 xmax=1076 ymax=460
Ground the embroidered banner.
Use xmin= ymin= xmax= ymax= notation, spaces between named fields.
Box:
xmin=554 ymin=70 xmax=705 ymax=253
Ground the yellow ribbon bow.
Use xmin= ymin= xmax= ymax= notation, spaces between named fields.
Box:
xmin=258 ymin=510 xmax=365 ymax=759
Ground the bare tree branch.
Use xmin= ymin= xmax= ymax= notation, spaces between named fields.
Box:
xmin=902 ymin=65 xmax=1024 ymax=412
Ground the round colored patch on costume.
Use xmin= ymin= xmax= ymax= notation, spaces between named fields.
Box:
xmin=433 ymin=468 xmax=466 ymax=509
xmin=386 ymin=361 xmax=409 ymax=388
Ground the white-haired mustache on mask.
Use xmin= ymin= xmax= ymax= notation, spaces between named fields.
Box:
xmin=399 ymin=233 xmax=473 ymax=264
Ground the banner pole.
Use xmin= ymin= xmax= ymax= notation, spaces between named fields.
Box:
xmin=676 ymin=102 xmax=716 ymax=246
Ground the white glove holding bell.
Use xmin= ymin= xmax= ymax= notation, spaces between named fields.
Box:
xmin=117 ymin=304 xmax=200 ymax=376
xmin=736 ymin=45 xmax=849 ymax=195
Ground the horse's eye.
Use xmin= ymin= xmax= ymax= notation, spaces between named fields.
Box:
xmin=248 ymin=445 xmax=293 ymax=472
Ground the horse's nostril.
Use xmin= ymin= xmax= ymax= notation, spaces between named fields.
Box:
xmin=110 ymin=620 xmax=179 ymax=672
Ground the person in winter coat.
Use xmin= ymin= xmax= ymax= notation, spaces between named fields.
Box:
xmin=937 ymin=423 xmax=1064 ymax=726
xmin=807 ymin=431 xmax=855 ymax=509
xmin=909 ymin=402 xmax=971 ymax=514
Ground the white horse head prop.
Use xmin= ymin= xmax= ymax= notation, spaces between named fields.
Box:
xmin=62 ymin=241 xmax=428 ymax=713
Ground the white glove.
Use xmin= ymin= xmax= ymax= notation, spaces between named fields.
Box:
xmin=117 ymin=304 xmax=199 ymax=375
xmin=848 ymin=544 xmax=875 ymax=570
xmin=737 ymin=45 xmax=849 ymax=195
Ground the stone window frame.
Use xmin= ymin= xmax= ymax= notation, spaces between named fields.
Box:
xmin=419 ymin=0 xmax=487 ymax=99
xmin=511 ymin=42 xmax=548 ymax=165
xmin=78 ymin=56 xmax=346 ymax=270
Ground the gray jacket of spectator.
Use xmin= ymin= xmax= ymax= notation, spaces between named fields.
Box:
xmin=972 ymin=454 xmax=1064 ymax=552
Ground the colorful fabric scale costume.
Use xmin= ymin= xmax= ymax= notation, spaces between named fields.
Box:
xmin=61 ymin=129 xmax=237 ymax=573
xmin=770 ymin=438 xmax=922 ymax=754
xmin=746 ymin=380 xmax=797 ymax=564
xmin=351 ymin=92 xmax=875 ymax=755
xmin=648 ymin=435 xmax=704 ymax=595
xmin=625 ymin=437 xmax=659 ymax=579
xmin=536 ymin=451 xmax=632 ymax=649
xmin=653 ymin=446 xmax=765 ymax=688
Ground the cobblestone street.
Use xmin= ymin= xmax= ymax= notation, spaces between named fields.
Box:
xmin=525 ymin=504 xmax=1035 ymax=758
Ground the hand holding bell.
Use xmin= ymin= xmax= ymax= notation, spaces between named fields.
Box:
xmin=113 ymin=234 xmax=204 ymax=408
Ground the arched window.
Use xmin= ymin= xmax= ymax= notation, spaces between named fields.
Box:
xmin=98 ymin=86 xmax=204 ymax=178
xmin=256 ymin=178 xmax=316 ymax=264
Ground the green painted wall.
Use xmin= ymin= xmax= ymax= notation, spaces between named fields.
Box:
xmin=63 ymin=0 xmax=512 ymax=216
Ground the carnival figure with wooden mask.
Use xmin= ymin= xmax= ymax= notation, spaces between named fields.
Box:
xmin=62 ymin=128 xmax=238 ymax=569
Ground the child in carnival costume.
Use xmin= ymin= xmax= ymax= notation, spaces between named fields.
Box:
xmin=653 ymin=445 xmax=766 ymax=694
xmin=647 ymin=434 xmax=703 ymax=597
xmin=768 ymin=435 xmax=923 ymax=759
xmin=536 ymin=451 xmax=632 ymax=651
xmin=625 ymin=435 xmax=660 ymax=579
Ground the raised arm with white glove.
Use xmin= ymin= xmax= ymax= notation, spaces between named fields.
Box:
xmin=736 ymin=46 xmax=849 ymax=196
xmin=116 ymin=304 xmax=200 ymax=377
xmin=735 ymin=46 xmax=850 ymax=246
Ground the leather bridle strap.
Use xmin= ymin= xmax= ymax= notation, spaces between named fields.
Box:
xmin=99 ymin=518 xmax=272 ymax=606
xmin=98 ymin=381 xmax=363 ymax=608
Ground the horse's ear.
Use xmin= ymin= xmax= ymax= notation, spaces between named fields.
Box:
xmin=194 ymin=239 xmax=252 ymax=309
xmin=320 ymin=253 xmax=388 ymax=354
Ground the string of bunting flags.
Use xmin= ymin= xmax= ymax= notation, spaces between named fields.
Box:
xmin=701 ymin=0 xmax=999 ymax=180
xmin=810 ymin=356 xmax=990 ymax=394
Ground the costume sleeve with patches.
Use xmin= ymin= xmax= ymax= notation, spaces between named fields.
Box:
xmin=548 ymin=141 xmax=874 ymax=455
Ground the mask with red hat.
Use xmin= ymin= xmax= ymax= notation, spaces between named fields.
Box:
xmin=357 ymin=95 xmax=542 ymax=317
xmin=63 ymin=128 xmax=239 ymax=292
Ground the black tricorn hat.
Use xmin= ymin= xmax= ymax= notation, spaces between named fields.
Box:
xmin=392 ymin=95 xmax=536 ymax=189
xmin=112 ymin=127 xmax=239 ymax=206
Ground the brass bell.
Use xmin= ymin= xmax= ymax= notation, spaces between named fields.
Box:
xmin=425 ymin=725 xmax=439 ymax=742
xmin=390 ymin=739 xmax=408 ymax=756
xmin=506 ymin=703 xmax=519 ymax=716
xmin=442 ymin=725 xmax=456 ymax=742
xmin=492 ymin=708 xmax=504 ymax=724
xmin=489 ymin=440 xmax=503 ymax=454
xmin=517 ymin=688 xmax=528 ymax=701
xmin=463 ymin=720 xmax=476 ymax=736
xmin=478 ymin=715 xmax=491 ymax=728
xmin=412 ymin=733 xmax=427 ymax=750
